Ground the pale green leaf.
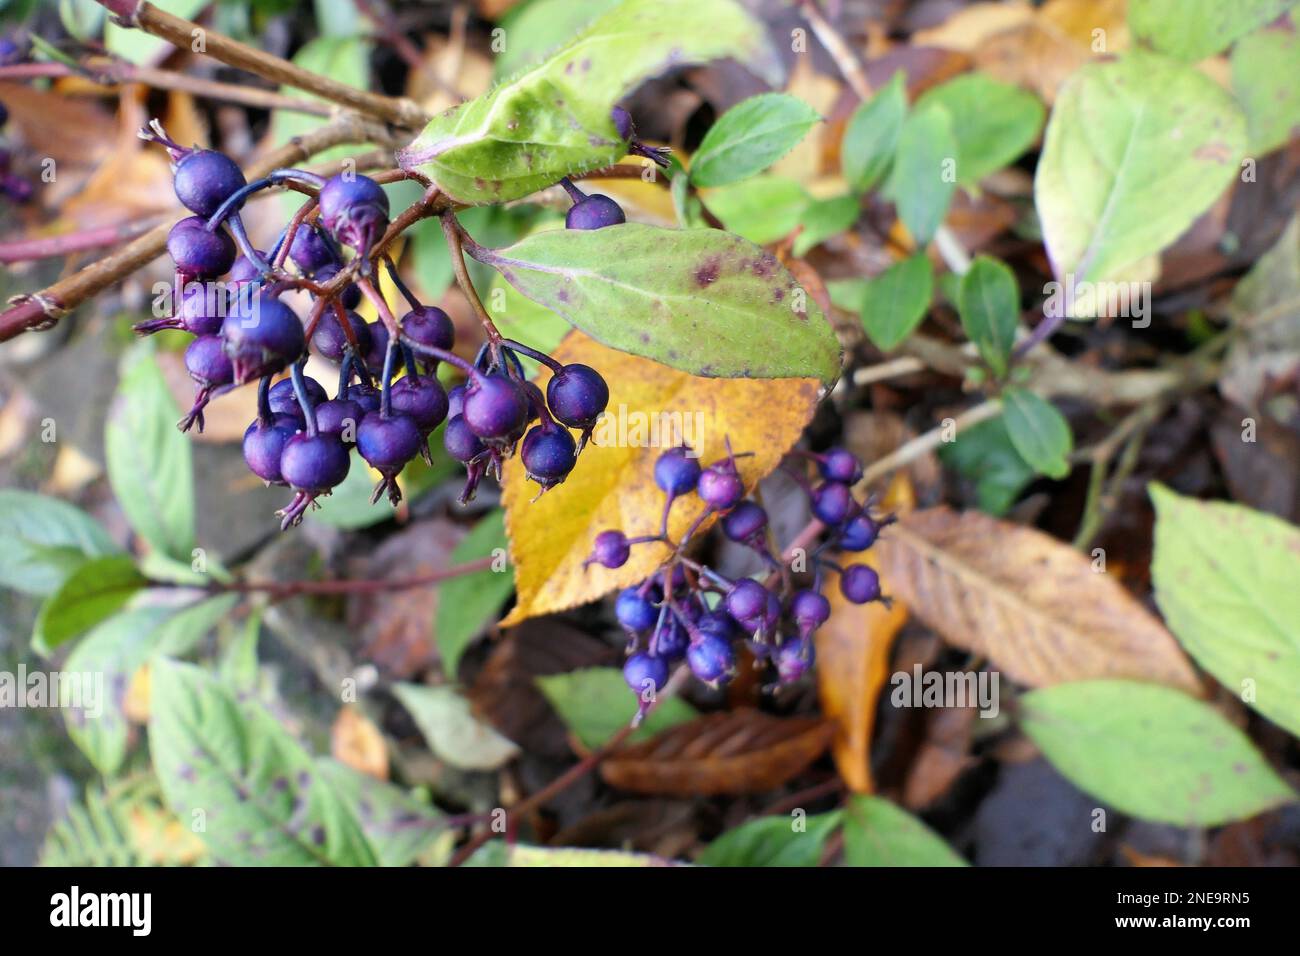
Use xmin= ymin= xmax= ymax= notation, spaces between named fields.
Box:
xmin=32 ymin=556 xmax=145 ymax=656
xmin=842 ymin=71 xmax=907 ymax=192
xmin=436 ymin=511 xmax=514 ymax=678
xmin=536 ymin=666 xmax=697 ymax=750
xmin=1001 ymin=387 xmax=1073 ymax=479
xmin=842 ymin=796 xmax=967 ymax=866
xmin=690 ymin=93 xmax=821 ymax=187
xmin=958 ymin=255 xmax=1020 ymax=376
xmin=885 ymin=103 xmax=957 ymax=245
xmin=698 ymin=811 xmax=842 ymax=866
xmin=0 ymin=490 xmax=117 ymax=596
xmin=1129 ymin=0 xmax=1297 ymax=61
xmin=391 ymin=683 xmax=520 ymax=771
xmin=861 ymin=253 xmax=933 ymax=351
xmin=916 ymin=73 xmax=1044 ymax=185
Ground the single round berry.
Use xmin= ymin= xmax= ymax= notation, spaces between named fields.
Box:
xmin=566 ymin=194 xmax=626 ymax=230
xmin=611 ymin=105 xmax=634 ymax=143
xmin=243 ymin=415 xmax=299 ymax=484
xmin=364 ymin=320 xmax=390 ymax=374
xmin=722 ymin=500 xmax=768 ymax=543
xmin=177 ymin=283 xmax=224 ymax=336
xmin=443 ymin=414 xmax=485 ymax=463
xmin=590 ymin=530 xmax=630 ymax=569
xmin=818 ymin=447 xmax=862 ymax=484
xmin=546 ymin=364 xmax=609 ymax=431
xmin=840 ymin=564 xmax=881 ymax=604
xmin=698 ymin=464 xmax=743 ymax=511
xmin=347 ymin=383 xmax=382 ymax=415
xmin=811 ymin=481 xmax=855 ymax=526
xmin=289 ymin=223 xmax=338 ymax=273
xmin=521 ymin=424 xmax=577 ymax=488
xmin=228 ymin=254 xmax=265 ymax=287
xmin=623 ymin=652 xmax=668 ymax=695
xmin=173 ymin=149 xmax=246 ymax=218
xmin=522 ymin=381 xmax=545 ymax=424
xmin=791 ymin=589 xmax=830 ymax=634
xmin=616 ymin=587 xmax=658 ymax=632
xmin=279 ymin=432 xmax=350 ymax=493
xmin=184 ymin=335 xmax=233 ymax=388
xmin=268 ymin=376 xmax=326 ymax=419
xmin=167 ymin=216 xmax=236 ymax=280
xmin=654 ymin=447 xmax=702 ymax=497
xmin=356 ymin=411 xmax=422 ymax=473
xmin=314 ymin=398 xmax=362 ymax=442
xmin=221 ymin=294 xmax=305 ymax=384
xmin=402 ymin=305 xmax=455 ymax=352
xmin=317 ymin=173 xmax=389 ymax=253
xmin=697 ymin=611 xmax=738 ymax=643
xmin=687 ymin=633 xmax=734 ymax=684
xmin=725 ymin=579 xmax=768 ymax=626
xmin=390 ymin=375 xmax=449 ymax=434
xmin=463 ymin=374 xmax=529 ymax=440
xmin=775 ymin=636 xmax=815 ymax=683
xmin=654 ymin=617 xmax=689 ymax=661
xmin=447 ymin=384 xmax=466 ymax=418
xmin=312 ymin=309 xmax=372 ymax=363
xmin=313 ymin=263 xmax=362 ymax=307
xmin=840 ymin=513 xmax=880 ymax=552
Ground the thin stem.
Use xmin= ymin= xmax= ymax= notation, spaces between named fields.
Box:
xmin=383 ymin=255 xmax=423 ymax=311
xmin=439 ymin=211 xmax=501 ymax=344
xmin=0 ymin=217 xmax=165 ymax=264
xmin=290 ymin=362 xmax=318 ymax=437
xmin=558 ymin=177 xmax=587 ymax=204
xmin=500 ymin=339 xmax=564 ymax=374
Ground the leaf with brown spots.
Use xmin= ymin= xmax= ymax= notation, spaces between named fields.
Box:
xmin=475 ymin=223 xmax=842 ymax=383
xmin=501 ymin=331 xmax=820 ymax=626
xmin=871 ymin=507 xmax=1201 ymax=691
xmin=599 ymin=710 xmax=835 ymax=796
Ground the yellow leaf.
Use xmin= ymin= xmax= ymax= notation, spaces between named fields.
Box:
xmin=330 ymin=705 xmax=390 ymax=780
xmin=814 ymin=473 xmax=914 ymax=793
xmin=501 ymin=331 xmax=820 ymax=626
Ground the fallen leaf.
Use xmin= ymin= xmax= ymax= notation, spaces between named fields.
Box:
xmin=902 ymin=705 xmax=978 ymax=809
xmin=871 ymin=507 xmax=1202 ymax=691
xmin=814 ymin=473 xmax=914 ymax=793
xmin=501 ymin=331 xmax=820 ymax=626
xmin=330 ymin=706 xmax=390 ymax=780
xmin=599 ymin=710 xmax=834 ymax=796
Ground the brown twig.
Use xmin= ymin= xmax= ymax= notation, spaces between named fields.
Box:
xmin=0 ymin=216 xmax=165 ymax=264
xmin=440 ymin=210 xmax=501 ymax=344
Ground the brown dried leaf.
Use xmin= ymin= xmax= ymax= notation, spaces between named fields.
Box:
xmin=599 ymin=710 xmax=834 ymax=796
xmin=330 ymin=706 xmax=390 ymax=780
xmin=902 ymin=705 xmax=978 ymax=810
xmin=871 ymin=507 xmax=1201 ymax=691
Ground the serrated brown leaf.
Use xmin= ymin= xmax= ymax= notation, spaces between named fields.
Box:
xmin=599 ymin=710 xmax=834 ymax=796
xmin=871 ymin=507 xmax=1201 ymax=691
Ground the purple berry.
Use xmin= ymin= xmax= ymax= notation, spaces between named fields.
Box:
xmin=447 ymin=384 xmax=466 ymax=418
xmin=840 ymin=513 xmax=880 ymax=552
xmin=314 ymin=398 xmax=362 ymax=443
xmin=443 ymin=414 xmax=485 ymax=463
xmin=698 ymin=462 xmax=743 ymax=511
xmin=289 ymin=223 xmax=338 ymax=273
xmin=521 ymin=424 xmax=577 ymax=490
xmin=840 ymin=564 xmax=881 ymax=604
xmin=168 ymin=216 xmax=236 ymax=280
xmin=611 ymin=106 xmax=634 ymax=143
xmin=725 ymin=579 xmax=768 ymax=626
xmin=654 ymin=617 xmax=690 ymax=661
xmin=589 ymin=530 xmax=630 ymax=569
xmin=177 ymin=283 xmax=224 ymax=335
xmin=312 ymin=309 xmax=372 ymax=363
xmin=654 ymin=446 xmax=701 ymax=497
xmin=173 ymin=149 xmax=246 ymax=218
xmin=357 ymin=412 xmax=422 ymax=502
xmin=775 ymin=636 xmax=815 ymax=683
xmin=463 ymin=374 xmax=529 ymax=440
xmin=623 ymin=652 xmax=668 ymax=694
xmin=364 ymin=321 xmax=390 ymax=374
xmin=185 ymin=334 xmax=233 ymax=388
xmin=280 ymin=432 xmax=350 ymax=493
xmin=791 ymin=589 xmax=830 ymax=635
xmin=390 ymin=375 xmax=449 ymax=433
xmin=318 ymin=173 xmax=389 ymax=254
xmin=819 ymin=447 xmax=863 ymax=484
xmin=243 ymin=415 xmax=299 ymax=484
xmin=347 ymin=383 xmax=382 ymax=415
xmin=268 ymin=375 xmax=326 ymax=420
xmin=811 ymin=481 xmax=855 ymax=526
xmin=566 ymin=194 xmax=626 ymax=230
xmin=402 ymin=305 xmax=455 ymax=352
xmin=616 ymin=587 xmax=658 ymax=632
xmin=221 ymin=294 xmax=306 ymax=384
xmin=687 ymin=633 xmax=734 ymax=684
xmin=546 ymin=364 xmax=609 ymax=431
xmin=228 ymin=254 xmax=264 ymax=286
xmin=313 ymin=263 xmax=361 ymax=307
xmin=697 ymin=611 xmax=738 ymax=642
xmin=722 ymin=500 xmax=768 ymax=544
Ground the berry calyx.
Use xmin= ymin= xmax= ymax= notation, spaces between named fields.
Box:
xmin=566 ymin=194 xmax=626 ymax=230
xmin=463 ymin=373 xmax=529 ymax=441
xmin=588 ymin=530 xmax=631 ymax=569
xmin=840 ymin=564 xmax=882 ymax=604
xmin=221 ymin=294 xmax=305 ymax=384
xmin=654 ymin=446 xmax=702 ymax=497
xmin=356 ymin=411 xmax=422 ymax=504
xmin=167 ymin=216 xmax=236 ymax=280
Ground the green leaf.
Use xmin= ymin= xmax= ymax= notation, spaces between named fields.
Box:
xmin=315 ymin=758 xmax=452 ymax=867
xmin=493 ymin=0 xmax=623 ymax=78
xmin=958 ymin=255 xmax=1020 ymax=376
xmin=704 ymin=175 xmax=810 ymax=245
xmin=59 ymin=0 xmax=104 ymax=42
xmin=478 ymin=223 xmax=840 ymax=382
xmin=153 ymin=593 xmax=239 ymax=657
xmin=1129 ymin=0 xmax=1297 ymax=61
xmin=860 ymin=253 xmax=933 ymax=351
xmin=1150 ymin=485 xmax=1300 ymax=738
xmin=1230 ymin=13 xmax=1300 ymax=155
xmin=410 ymin=204 xmax=544 ymax=304
xmin=105 ymin=0 xmax=205 ymax=63
xmin=842 ymin=71 xmax=907 ymax=192
xmin=436 ymin=511 xmax=513 ymax=678
xmin=536 ymin=667 xmax=697 ymax=750
xmin=106 ymin=342 xmax=194 ymax=562
xmin=690 ymin=93 xmax=821 ymax=188
xmin=842 ymin=796 xmax=967 ymax=866
xmin=391 ymin=683 xmax=520 ymax=771
xmin=397 ymin=0 xmax=780 ymax=204
xmin=32 ymin=556 xmax=145 ymax=656
xmin=698 ymin=811 xmax=842 ymax=866
xmin=937 ymin=416 xmax=1035 ymax=515
xmin=1001 ymin=387 xmax=1072 ymax=479
xmin=150 ymin=660 xmax=378 ymax=865
xmin=0 ymin=490 xmax=117 ymax=595
xmin=466 ymin=842 xmax=679 ymax=867
xmin=1021 ymin=680 xmax=1295 ymax=826
xmin=885 ymin=103 xmax=957 ymax=245
xmin=915 ymin=73 xmax=1044 ymax=185
xmin=1035 ymin=52 xmax=1247 ymax=290
xmin=792 ymin=194 xmax=860 ymax=257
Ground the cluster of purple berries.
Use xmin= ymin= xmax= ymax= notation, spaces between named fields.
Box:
xmin=586 ymin=444 xmax=892 ymax=716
